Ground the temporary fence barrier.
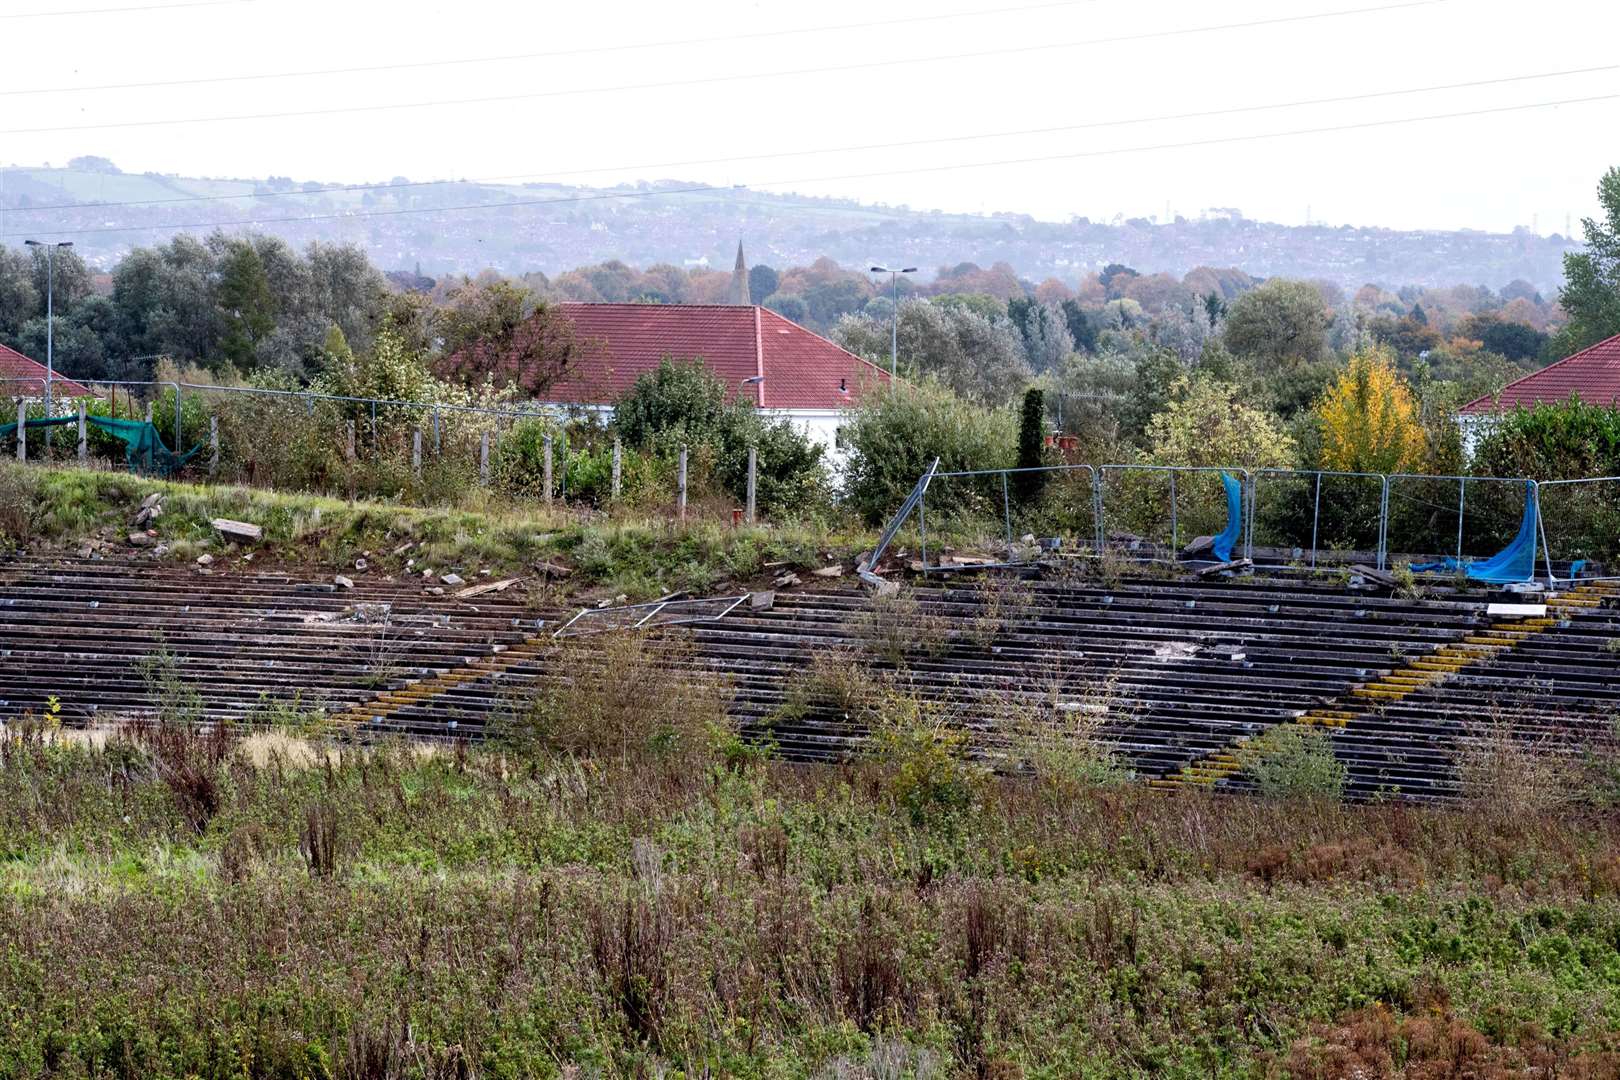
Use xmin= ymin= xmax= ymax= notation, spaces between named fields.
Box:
xmin=910 ymin=463 xmax=1098 ymax=571
xmin=552 ymin=594 xmax=751 ymax=638
xmin=1247 ymin=469 xmax=1386 ymax=570
xmin=1380 ymin=474 xmax=1534 ymax=572
xmin=1536 ymin=476 xmax=1620 ymax=582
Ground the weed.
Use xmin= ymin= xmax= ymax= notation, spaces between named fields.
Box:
xmin=851 ymin=589 xmax=952 ymax=667
xmin=959 ymin=573 xmax=1035 ymax=651
xmin=1457 ymin=714 xmax=1581 ymax=815
xmin=1391 ymin=561 xmax=1427 ymax=600
xmin=300 ymin=802 xmax=342 ymax=880
xmin=865 ymin=686 xmax=985 ymax=827
xmin=1248 ymin=724 xmax=1347 ymax=801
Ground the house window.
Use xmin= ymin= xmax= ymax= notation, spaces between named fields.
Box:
xmin=834 ymin=425 xmax=849 ymax=451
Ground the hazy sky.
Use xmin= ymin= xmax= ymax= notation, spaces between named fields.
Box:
xmin=4 ymin=0 xmax=1618 ymax=235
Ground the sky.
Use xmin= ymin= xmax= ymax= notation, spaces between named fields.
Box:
xmin=3 ymin=0 xmax=1618 ymax=235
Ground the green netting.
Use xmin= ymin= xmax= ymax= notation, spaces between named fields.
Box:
xmin=1 ymin=415 xmax=203 ymax=476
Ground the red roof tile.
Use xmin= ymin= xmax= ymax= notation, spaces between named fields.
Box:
xmin=1461 ymin=333 xmax=1620 ymax=414
xmin=0 ymin=343 xmax=95 ymax=399
xmin=545 ymin=303 xmax=890 ymax=410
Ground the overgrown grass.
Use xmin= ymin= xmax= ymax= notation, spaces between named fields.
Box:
xmin=4 ymin=720 xmax=1620 ymax=1076
xmin=3 ymin=461 xmax=864 ymax=601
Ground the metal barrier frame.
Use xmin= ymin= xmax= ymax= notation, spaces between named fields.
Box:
xmin=553 ymin=594 xmax=751 ymax=638
xmin=1380 ymin=472 xmax=1536 ymax=572
xmin=1097 ymin=463 xmax=1252 ymax=562
xmin=1534 ymin=476 xmax=1620 ymax=583
xmin=1247 ymin=468 xmax=1387 ymax=570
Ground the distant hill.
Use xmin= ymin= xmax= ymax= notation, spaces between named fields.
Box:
xmin=0 ymin=164 xmax=1580 ymax=293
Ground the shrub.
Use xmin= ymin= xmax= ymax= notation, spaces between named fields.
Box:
xmin=500 ymin=632 xmax=732 ymax=765
xmin=841 ymin=379 xmax=1017 ymax=524
xmin=0 ymin=464 xmax=37 ymax=547
xmin=866 ymin=686 xmax=985 ymax=827
xmin=1249 ymin=724 xmax=1346 ymax=801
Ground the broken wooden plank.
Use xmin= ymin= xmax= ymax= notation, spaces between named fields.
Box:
xmin=453 ymin=577 xmax=524 ymax=599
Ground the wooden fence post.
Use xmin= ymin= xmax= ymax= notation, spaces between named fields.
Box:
xmin=677 ymin=445 xmax=688 ymax=523
xmin=543 ymin=434 xmax=553 ymax=504
xmin=412 ymin=429 xmax=422 ymax=477
xmin=479 ymin=432 xmax=490 ymax=486
xmin=78 ymin=402 xmax=87 ymax=464
xmin=746 ymin=446 xmax=757 ymax=525
xmin=15 ymin=400 xmax=24 ymax=462
xmin=209 ymin=416 xmax=220 ymax=477
xmin=611 ymin=439 xmax=622 ymax=500
xmin=144 ymin=400 xmax=153 ymax=426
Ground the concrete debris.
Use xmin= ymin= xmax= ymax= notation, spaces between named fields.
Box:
xmin=1152 ymin=641 xmax=1198 ymax=661
xmin=426 ymin=586 xmax=444 ymax=596
xmin=140 ymin=492 xmax=163 ymax=510
xmin=354 ymin=558 xmax=367 ymax=571
xmin=392 ymin=542 xmax=414 ymax=555
xmin=440 ymin=573 xmax=465 ymax=587
xmin=748 ymin=591 xmax=775 ymax=610
xmin=152 ymin=544 xmax=169 ymax=558
xmin=334 ymin=575 xmax=354 ymax=589
xmin=127 ymin=531 xmax=153 ymax=548
xmin=773 ymin=572 xmax=802 ymax=588
xmin=196 ymin=553 xmax=214 ymax=567
xmin=811 ymin=565 xmax=844 ymax=578
xmin=871 ymin=578 xmax=901 ymax=599
xmin=211 ymin=518 xmax=263 ymax=543
xmin=534 ymin=561 xmax=572 ymax=577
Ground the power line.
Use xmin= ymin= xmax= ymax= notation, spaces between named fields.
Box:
xmin=6 ymin=89 xmax=1614 ymax=242
xmin=2 ymin=0 xmax=1097 ymax=95
xmin=7 ymin=61 xmax=1614 ymax=216
xmin=1 ymin=0 xmax=247 ymax=17
xmin=1 ymin=0 xmax=1450 ymax=135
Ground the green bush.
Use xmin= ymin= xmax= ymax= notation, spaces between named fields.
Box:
xmin=1249 ymin=725 xmax=1347 ymax=801
xmin=841 ymin=378 xmax=1017 ymax=524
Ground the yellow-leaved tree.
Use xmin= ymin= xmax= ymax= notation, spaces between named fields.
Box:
xmin=1315 ymin=346 xmax=1425 ymax=474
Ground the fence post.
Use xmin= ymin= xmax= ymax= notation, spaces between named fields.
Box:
xmin=173 ymin=383 xmax=183 ymax=453
xmin=78 ymin=401 xmax=87 ymax=464
xmin=1310 ymin=473 xmax=1322 ymax=568
xmin=611 ymin=438 xmax=622 ymax=500
xmin=677 ymin=445 xmax=688 ymax=522
xmin=1168 ymin=469 xmax=1178 ymax=554
xmin=412 ymin=429 xmax=422 ymax=477
xmin=347 ymin=420 xmax=356 ymax=462
xmin=1092 ymin=468 xmax=1105 ymax=553
xmin=15 ymin=399 xmax=24 ymax=462
xmin=144 ymin=400 xmax=153 ymax=426
xmin=746 ymin=446 xmax=757 ymax=524
xmin=479 ymin=431 xmax=490 ymax=486
xmin=1377 ymin=477 xmax=1391 ymax=571
xmin=369 ymin=400 xmax=377 ymax=442
xmin=433 ymin=407 xmax=441 ymax=455
xmin=543 ymin=434 xmax=553 ymax=504
xmin=209 ymin=416 xmax=220 ymax=477
xmin=1455 ymin=478 xmax=1467 ymax=562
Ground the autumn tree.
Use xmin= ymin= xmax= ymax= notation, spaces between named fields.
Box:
xmin=434 ymin=280 xmax=586 ymax=396
xmin=1554 ymin=166 xmax=1620 ymax=355
xmin=1221 ymin=279 xmax=1332 ymax=369
xmin=1146 ymin=374 xmax=1295 ymax=469
xmin=1314 ymin=346 xmax=1425 ymax=474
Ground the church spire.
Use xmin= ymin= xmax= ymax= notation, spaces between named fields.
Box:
xmin=728 ymin=240 xmax=750 ymax=305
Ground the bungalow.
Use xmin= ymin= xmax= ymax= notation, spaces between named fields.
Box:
xmin=544 ymin=303 xmax=892 ymax=461
xmin=1459 ymin=332 xmax=1620 ymax=451
xmin=0 ymin=343 xmax=95 ymax=403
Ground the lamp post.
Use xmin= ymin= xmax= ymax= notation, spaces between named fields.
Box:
xmin=870 ymin=265 xmax=916 ymax=375
xmin=23 ymin=240 xmax=73 ymax=441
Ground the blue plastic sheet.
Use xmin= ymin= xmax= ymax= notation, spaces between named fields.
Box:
xmin=1410 ymin=481 xmax=1538 ymax=583
xmin=1211 ymin=472 xmax=1244 ymax=562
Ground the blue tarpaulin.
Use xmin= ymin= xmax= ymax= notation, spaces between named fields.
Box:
xmin=1212 ymin=472 xmax=1244 ymax=562
xmin=1410 ymin=481 xmax=1539 ymax=583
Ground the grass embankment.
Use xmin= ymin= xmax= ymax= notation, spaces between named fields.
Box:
xmin=0 ymin=462 xmax=869 ymax=602
xmin=2 ymin=718 xmax=1620 ymax=1078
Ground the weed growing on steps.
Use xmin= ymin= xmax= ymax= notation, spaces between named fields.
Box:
xmin=851 ymin=588 xmax=952 ymax=667
xmin=1457 ymin=713 xmax=1584 ymax=816
xmin=1248 ymin=724 xmax=1348 ymax=801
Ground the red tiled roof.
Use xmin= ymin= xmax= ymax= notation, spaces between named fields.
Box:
xmin=1461 ymin=333 xmax=1620 ymax=414
xmin=0 ymin=343 xmax=95 ymax=399
xmin=545 ymin=303 xmax=890 ymax=410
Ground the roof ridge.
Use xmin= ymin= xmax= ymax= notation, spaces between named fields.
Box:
xmin=1462 ymin=331 xmax=1620 ymax=413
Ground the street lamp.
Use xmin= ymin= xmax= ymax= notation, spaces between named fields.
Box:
xmin=23 ymin=240 xmax=73 ymax=437
xmin=870 ymin=265 xmax=917 ymax=375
